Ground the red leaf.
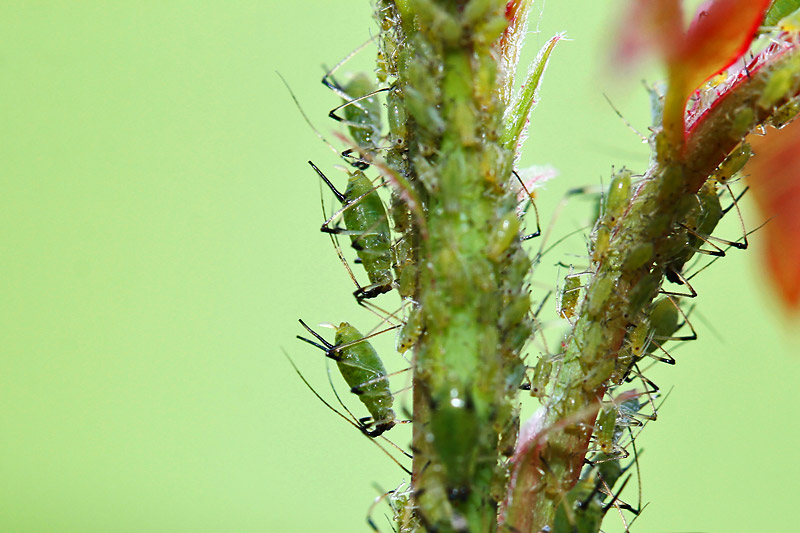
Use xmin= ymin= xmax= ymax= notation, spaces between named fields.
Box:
xmin=679 ymin=0 xmax=772 ymax=90
xmin=746 ymin=119 xmax=800 ymax=310
xmin=615 ymin=0 xmax=770 ymax=146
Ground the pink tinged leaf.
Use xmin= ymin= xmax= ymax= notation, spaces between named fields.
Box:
xmin=514 ymin=164 xmax=558 ymax=205
xmin=679 ymin=0 xmax=772 ymax=90
xmin=746 ymin=119 xmax=800 ymax=310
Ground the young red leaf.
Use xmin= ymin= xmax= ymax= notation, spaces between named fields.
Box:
xmin=679 ymin=0 xmax=772 ymax=91
xmin=746 ymin=119 xmax=800 ymax=310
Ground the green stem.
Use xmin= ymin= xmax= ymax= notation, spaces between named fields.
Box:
xmin=505 ymin=40 xmax=800 ymax=533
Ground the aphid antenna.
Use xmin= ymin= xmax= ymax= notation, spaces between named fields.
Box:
xmin=283 ymin=351 xmax=411 ymax=474
xmin=309 ymin=160 xmax=346 ymax=203
xmin=533 ymin=184 xmax=600 ymax=263
xmin=277 ymin=72 xmax=340 ymax=159
xmin=531 ymin=223 xmax=594 ymax=273
xmin=297 ymin=319 xmax=399 ymax=359
xmin=602 ymin=93 xmax=649 ymax=143
xmin=296 ymin=318 xmax=336 ymax=355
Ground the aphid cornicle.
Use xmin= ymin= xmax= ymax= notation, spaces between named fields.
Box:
xmin=309 ymin=161 xmax=394 ymax=301
xmin=296 ymin=319 xmax=396 ymax=438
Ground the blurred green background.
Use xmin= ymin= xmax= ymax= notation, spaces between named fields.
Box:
xmin=2 ymin=1 xmax=798 ymax=531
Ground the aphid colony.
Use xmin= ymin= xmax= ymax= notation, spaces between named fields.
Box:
xmin=289 ymin=50 xmax=419 ymax=449
xmin=287 ymin=34 xmax=756 ymax=533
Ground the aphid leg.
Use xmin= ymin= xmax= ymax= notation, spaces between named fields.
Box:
xmin=660 ymin=268 xmax=698 ymax=298
xmin=283 ymin=351 xmax=410 ymax=474
xmin=327 ymin=87 xmax=391 ymax=127
xmin=512 ymin=170 xmax=542 ymax=241
xmin=685 ymin=218 xmax=768 ymax=282
xmin=657 ymin=296 xmax=698 ymax=343
xmin=320 ymin=36 xmax=378 ymax=100
xmin=679 ymin=223 xmax=727 ymax=257
xmin=718 ymin=183 xmax=749 ymax=250
xmin=366 ymin=484 xmax=405 ymax=533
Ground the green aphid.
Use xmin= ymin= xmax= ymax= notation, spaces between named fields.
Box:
xmin=393 ymin=235 xmax=417 ymax=299
xmin=396 ymin=303 xmax=424 ymax=354
xmin=530 ymin=355 xmax=553 ymax=399
xmin=581 ymin=357 xmax=615 ymax=393
xmin=665 ymin=182 xmax=723 ymax=287
xmin=644 ymin=296 xmax=694 ymax=364
xmin=626 ymin=273 xmax=660 ymax=318
xmin=648 ymin=297 xmax=680 ymax=345
xmin=730 ymin=107 xmax=755 ymax=140
xmin=341 ymin=74 xmax=383 ymax=153
xmin=594 ymin=405 xmax=619 ymax=456
xmin=770 ymin=96 xmax=800 ymax=129
xmin=297 ymin=319 xmax=396 ymax=437
xmin=487 ymin=212 xmax=522 ymax=261
xmin=386 ymin=86 xmax=408 ymax=151
xmin=591 ymin=225 xmax=611 ymax=263
xmin=713 ymin=143 xmax=752 ymax=183
xmin=552 ymin=474 xmax=632 ymax=533
xmin=321 ymin=69 xmax=385 ymax=169
xmin=627 ymin=319 xmax=652 ymax=359
xmin=429 ymin=386 xmax=479 ymax=500
xmin=310 ymin=162 xmax=394 ymax=301
xmin=588 ymin=275 xmax=615 ymax=316
xmin=757 ymin=67 xmax=795 ymax=111
xmin=555 ymin=425 xmax=638 ymax=533
xmin=603 ymin=168 xmax=631 ymax=227
xmin=628 ymin=297 xmax=686 ymax=367
xmin=622 ymin=242 xmax=653 ymax=273
xmin=558 ymin=273 xmax=582 ymax=320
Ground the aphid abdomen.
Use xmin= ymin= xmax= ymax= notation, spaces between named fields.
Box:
xmin=343 ymin=171 xmax=394 ymax=295
xmin=334 ymin=322 xmax=396 ymax=435
xmin=342 ymin=74 xmax=383 ymax=154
